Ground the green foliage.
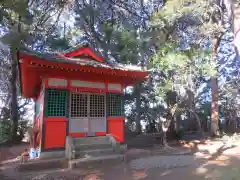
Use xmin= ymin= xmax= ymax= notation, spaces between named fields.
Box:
xmin=0 ymin=0 xmax=33 ymax=48
xmin=0 ymin=0 xmax=31 ymax=22
xmin=151 ymin=40 xmax=216 ymax=99
xmin=46 ymin=36 xmax=70 ymax=51
xmin=0 ymin=120 xmax=28 ymax=144
xmin=175 ymin=128 xmax=185 ymax=138
xmin=150 ymin=0 xmax=224 ymax=45
xmin=0 ymin=0 xmax=71 ymax=140
xmin=149 ymin=0 xmax=208 ymax=44
xmin=151 ymin=0 xmax=206 ymax=26
xmin=17 ymin=120 xmax=29 ymax=142
xmin=115 ymin=30 xmax=141 ymax=64
xmin=198 ymin=101 xmax=211 ymax=116
xmin=0 ymin=120 xmax=11 ymax=144
xmin=102 ymin=21 xmax=114 ymax=40
xmin=0 ymin=0 xmax=225 ymax=135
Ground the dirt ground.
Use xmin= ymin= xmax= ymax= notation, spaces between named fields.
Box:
xmin=1 ymin=140 xmax=240 ymax=180
xmin=0 ymin=143 xmax=29 ymax=162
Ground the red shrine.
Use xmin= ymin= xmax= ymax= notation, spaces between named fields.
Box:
xmin=18 ymin=44 xmax=148 ymax=156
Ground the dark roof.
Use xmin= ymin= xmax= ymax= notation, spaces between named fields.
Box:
xmin=19 ymin=47 xmax=146 ymax=72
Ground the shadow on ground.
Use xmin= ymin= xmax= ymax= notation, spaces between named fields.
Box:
xmin=1 ymin=140 xmax=240 ymax=180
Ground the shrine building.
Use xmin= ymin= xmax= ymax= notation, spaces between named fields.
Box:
xmin=17 ymin=43 xmax=148 ymax=158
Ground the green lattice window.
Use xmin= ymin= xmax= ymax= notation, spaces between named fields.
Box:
xmin=107 ymin=93 xmax=123 ymax=117
xmin=35 ymin=102 xmax=40 ymax=116
xmin=45 ymin=89 xmax=68 ymax=117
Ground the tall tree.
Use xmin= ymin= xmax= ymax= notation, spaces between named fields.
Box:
xmin=72 ymin=0 xmax=155 ymax=133
xmin=0 ymin=0 xmax=69 ymax=140
xmin=0 ymin=0 xmax=32 ymax=140
xmin=148 ymin=0 xmax=227 ymax=144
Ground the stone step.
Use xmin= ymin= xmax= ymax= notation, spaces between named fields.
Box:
xmin=17 ymin=158 xmax=67 ymax=172
xmin=73 ymin=136 xmax=109 ymax=145
xmin=76 ymin=148 xmax=115 ymax=158
xmin=69 ymin=154 xmax=124 ymax=169
xmin=75 ymin=143 xmax=112 ymax=151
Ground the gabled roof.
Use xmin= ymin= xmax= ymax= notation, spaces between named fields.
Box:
xmin=19 ymin=46 xmax=147 ymax=72
xmin=62 ymin=42 xmax=105 ymax=63
xmin=17 ymin=44 xmax=149 ymax=99
xmin=62 ymin=41 xmax=89 ymax=54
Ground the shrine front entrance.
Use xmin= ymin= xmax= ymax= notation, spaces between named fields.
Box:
xmin=69 ymin=92 xmax=106 ymax=137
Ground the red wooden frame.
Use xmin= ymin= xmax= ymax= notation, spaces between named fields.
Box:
xmin=43 ymin=117 xmax=68 ymax=149
xmin=18 ymin=47 xmax=147 ymax=99
xmin=21 ymin=55 xmax=146 ymax=79
xmin=45 ymin=78 xmax=124 ymax=94
xmin=63 ymin=47 xmax=105 ymax=63
xmin=69 ymin=132 xmax=85 ymax=138
xmin=107 ymin=117 xmax=125 ymax=142
xmin=30 ymin=45 xmax=133 ymax=149
xmin=45 ymin=117 xmax=67 ymax=122
xmin=69 ymin=132 xmax=106 ymax=138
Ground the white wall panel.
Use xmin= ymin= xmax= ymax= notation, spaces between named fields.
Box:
xmin=108 ymin=83 xmax=122 ymax=91
xmin=48 ymin=78 xmax=68 ymax=87
xmin=70 ymin=80 xmax=105 ymax=89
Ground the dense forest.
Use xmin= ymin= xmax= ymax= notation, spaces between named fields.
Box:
xmin=1 ymin=0 xmax=240 ymax=146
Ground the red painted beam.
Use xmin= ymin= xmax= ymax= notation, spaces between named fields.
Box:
xmin=64 ymin=47 xmax=105 ymax=63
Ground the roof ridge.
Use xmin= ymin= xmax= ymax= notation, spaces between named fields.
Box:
xmin=62 ymin=42 xmax=89 ymax=54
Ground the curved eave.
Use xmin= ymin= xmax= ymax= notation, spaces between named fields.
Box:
xmin=19 ymin=54 xmax=148 ymax=99
xmin=20 ymin=53 xmax=148 ymax=79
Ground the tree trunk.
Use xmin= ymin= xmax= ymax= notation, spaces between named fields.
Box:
xmin=135 ymin=82 xmax=142 ymax=133
xmin=161 ymin=109 xmax=175 ymax=150
xmin=211 ymin=37 xmax=221 ymax=135
xmin=134 ymin=0 xmax=145 ymax=134
xmin=211 ymin=77 xmax=218 ymax=134
xmin=189 ymin=110 xmax=202 ymax=133
xmin=10 ymin=47 xmax=19 ymax=141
